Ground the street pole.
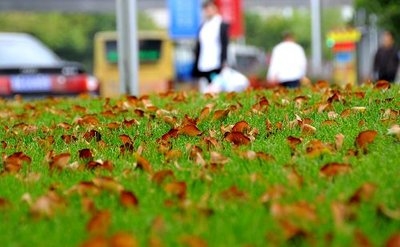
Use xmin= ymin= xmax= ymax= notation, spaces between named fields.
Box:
xmin=116 ymin=0 xmax=139 ymax=96
xmin=310 ymin=0 xmax=322 ymax=77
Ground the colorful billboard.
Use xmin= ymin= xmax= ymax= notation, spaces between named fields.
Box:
xmin=216 ymin=0 xmax=244 ymax=38
xmin=168 ymin=0 xmax=201 ymax=39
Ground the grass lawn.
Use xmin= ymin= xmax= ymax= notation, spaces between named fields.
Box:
xmin=0 ymin=82 xmax=400 ymax=247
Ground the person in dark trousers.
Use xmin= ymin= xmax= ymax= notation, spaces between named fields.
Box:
xmin=192 ymin=0 xmax=229 ymax=88
xmin=373 ymin=30 xmax=399 ymax=83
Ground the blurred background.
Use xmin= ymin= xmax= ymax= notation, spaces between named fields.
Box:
xmin=0 ymin=0 xmax=399 ymax=95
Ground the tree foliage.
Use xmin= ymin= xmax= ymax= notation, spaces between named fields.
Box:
xmin=244 ymin=8 xmax=347 ymax=59
xmin=355 ymin=0 xmax=400 ymax=38
xmin=0 ymin=12 xmax=159 ymax=71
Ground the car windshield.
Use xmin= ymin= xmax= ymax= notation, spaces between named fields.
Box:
xmin=0 ymin=35 xmax=61 ymax=67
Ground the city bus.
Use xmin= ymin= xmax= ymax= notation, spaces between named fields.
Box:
xmin=93 ymin=31 xmax=174 ymax=97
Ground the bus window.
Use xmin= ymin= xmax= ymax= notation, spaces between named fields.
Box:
xmin=139 ymin=40 xmax=162 ymax=62
xmin=104 ymin=39 xmax=163 ymax=64
xmin=94 ymin=31 xmax=174 ymax=97
xmin=105 ymin=40 xmax=118 ymax=63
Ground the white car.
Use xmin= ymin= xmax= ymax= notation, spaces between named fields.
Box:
xmin=0 ymin=32 xmax=99 ymax=97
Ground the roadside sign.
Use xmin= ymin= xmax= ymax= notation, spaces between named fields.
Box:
xmin=327 ymin=28 xmax=361 ymax=87
xmin=168 ymin=0 xmax=201 ymax=39
xmin=215 ymin=0 xmax=244 ymax=38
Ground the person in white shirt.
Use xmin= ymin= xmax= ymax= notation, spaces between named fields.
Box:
xmin=192 ymin=0 xmax=229 ymax=85
xmin=267 ymin=31 xmax=307 ymax=88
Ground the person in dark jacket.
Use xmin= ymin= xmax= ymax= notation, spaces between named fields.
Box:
xmin=192 ymin=0 xmax=229 ymax=85
xmin=373 ymin=31 xmax=399 ymax=83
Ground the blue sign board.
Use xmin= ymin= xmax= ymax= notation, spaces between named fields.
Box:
xmin=168 ymin=0 xmax=201 ymax=39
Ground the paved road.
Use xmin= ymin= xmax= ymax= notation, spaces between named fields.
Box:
xmin=0 ymin=0 xmax=353 ymax=12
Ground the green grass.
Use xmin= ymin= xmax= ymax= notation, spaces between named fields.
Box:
xmin=0 ymin=84 xmax=400 ymax=247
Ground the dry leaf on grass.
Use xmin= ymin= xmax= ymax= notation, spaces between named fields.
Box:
xmin=49 ymin=153 xmax=71 ymax=171
xmin=387 ymin=124 xmax=400 ymax=140
xmin=120 ymin=190 xmax=139 ymax=208
xmin=385 ymin=233 xmax=400 ymax=247
xmin=224 ymin=131 xmax=251 ymax=146
xmin=320 ymin=162 xmax=352 ymax=177
xmin=86 ymin=210 xmax=112 ymax=236
xmin=355 ymin=130 xmax=378 ymax=150
xmin=178 ymin=124 xmax=202 ymax=137
xmin=164 ymin=181 xmax=186 ymax=200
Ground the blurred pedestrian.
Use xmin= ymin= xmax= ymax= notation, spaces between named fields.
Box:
xmin=192 ymin=0 xmax=230 ymax=91
xmin=373 ymin=30 xmax=399 ymax=83
xmin=267 ymin=31 xmax=307 ymax=88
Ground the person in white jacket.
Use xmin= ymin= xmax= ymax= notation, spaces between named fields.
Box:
xmin=267 ymin=31 xmax=307 ymax=88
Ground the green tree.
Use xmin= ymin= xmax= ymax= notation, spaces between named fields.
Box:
xmin=0 ymin=11 xmax=159 ymax=72
xmin=244 ymin=8 xmax=347 ymax=59
xmin=244 ymin=12 xmax=291 ymax=53
xmin=355 ymin=0 xmax=400 ymax=38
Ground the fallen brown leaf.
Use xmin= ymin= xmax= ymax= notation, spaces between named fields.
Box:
xmin=2 ymin=152 xmax=32 ymax=173
xmin=119 ymin=134 xmax=133 ymax=145
xmin=260 ymin=185 xmax=286 ymax=204
xmin=61 ymin=134 xmax=78 ymax=144
xmin=387 ymin=124 xmax=400 ymax=140
xmin=79 ymin=148 xmax=94 ymax=161
xmin=306 ymin=139 xmax=332 ymax=157
xmin=354 ymin=229 xmax=373 ymax=247
xmin=287 ymin=136 xmax=302 ymax=150
xmin=107 ymin=122 xmax=120 ymax=129
xmin=57 ymin=122 xmax=72 ymax=130
xmin=385 ymin=233 xmax=400 ymax=247
xmin=0 ymin=197 xmax=10 ymax=209
xmin=84 ymin=130 xmax=102 ymax=142
xmin=178 ymin=124 xmax=202 ymax=137
xmin=92 ymin=176 xmax=124 ymax=193
xmin=355 ymin=130 xmax=378 ymax=150
xmin=135 ymin=154 xmax=153 ymax=173
xmin=86 ymin=210 xmax=112 ymax=236
xmin=301 ymin=123 xmax=316 ymax=135
xmin=152 ymin=170 xmax=175 ymax=185
xmin=335 ymin=133 xmax=345 ymax=151
xmin=213 ymin=109 xmax=230 ymax=120
xmin=109 ymin=232 xmax=138 ymax=247
xmin=375 ymin=80 xmax=391 ymax=91
xmin=320 ymin=162 xmax=352 ymax=177
xmin=164 ymin=181 xmax=186 ymax=199
xmin=348 ymin=182 xmax=377 ymax=204
xmin=123 ymin=119 xmax=139 ymax=128
xmin=164 ymin=149 xmax=182 ymax=162
xmin=331 ymin=201 xmax=354 ymax=228
xmin=198 ymin=106 xmax=211 ymax=122
xmin=120 ymin=190 xmax=139 ymax=208
xmin=232 ymin=120 xmax=250 ymax=133
xmin=49 ymin=153 xmax=71 ymax=171
xmin=209 ymin=151 xmax=229 ymax=164
xmin=224 ymin=131 xmax=251 ymax=145
xmin=220 ymin=186 xmax=247 ymax=200
xmin=160 ymin=128 xmax=179 ymax=141
xmin=180 ymin=235 xmax=208 ymax=247
xmin=30 ymin=190 xmax=66 ymax=218
xmin=76 ymin=115 xmax=100 ymax=126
